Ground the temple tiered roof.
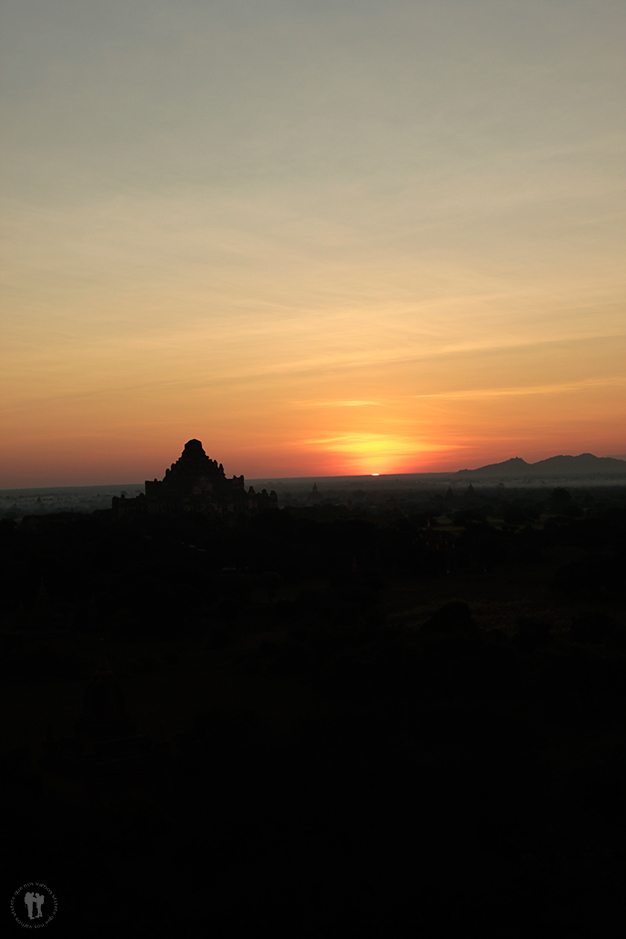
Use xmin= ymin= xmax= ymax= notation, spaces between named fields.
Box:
xmin=112 ymin=439 xmax=278 ymax=518
xmin=160 ymin=438 xmax=226 ymax=491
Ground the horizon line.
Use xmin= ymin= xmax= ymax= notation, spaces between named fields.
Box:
xmin=3 ymin=451 xmax=626 ymax=493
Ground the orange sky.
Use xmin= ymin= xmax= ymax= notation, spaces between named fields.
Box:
xmin=1 ymin=1 xmax=625 ymax=487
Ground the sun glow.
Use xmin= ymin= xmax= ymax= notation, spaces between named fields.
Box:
xmin=299 ymin=433 xmax=457 ymax=476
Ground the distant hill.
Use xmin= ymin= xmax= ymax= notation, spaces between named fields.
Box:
xmin=456 ymin=453 xmax=626 ymax=479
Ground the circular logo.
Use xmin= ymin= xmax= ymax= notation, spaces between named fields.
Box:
xmin=10 ymin=884 xmax=57 ymax=929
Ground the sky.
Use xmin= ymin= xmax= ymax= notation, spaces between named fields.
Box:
xmin=1 ymin=0 xmax=624 ymax=486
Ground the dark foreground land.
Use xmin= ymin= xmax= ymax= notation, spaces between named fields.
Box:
xmin=1 ymin=485 xmax=626 ymax=937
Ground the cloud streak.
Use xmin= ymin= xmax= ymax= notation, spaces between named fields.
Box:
xmin=301 ymin=434 xmax=459 ymax=454
xmin=411 ymin=376 xmax=626 ymax=400
xmin=294 ymin=399 xmax=385 ymax=408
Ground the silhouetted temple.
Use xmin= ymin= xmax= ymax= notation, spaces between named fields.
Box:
xmin=112 ymin=439 xmax=277 ymax=518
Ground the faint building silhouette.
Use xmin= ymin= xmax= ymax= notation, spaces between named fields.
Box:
xmin=307 ymin=483 xmax=321 ymax=505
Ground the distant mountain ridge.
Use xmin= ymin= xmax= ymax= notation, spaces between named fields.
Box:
xmin=457 ymin=453 xmax=626 ymax=478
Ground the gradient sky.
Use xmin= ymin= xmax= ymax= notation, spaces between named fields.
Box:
xmin=1 ymin=0 xmax=624 ymax=486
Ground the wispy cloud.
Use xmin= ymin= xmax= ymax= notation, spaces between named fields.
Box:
xmin=301 ymin=433 xmax=459 ymax=454
xmin=294 ymin=399 xmax=385 ymax=408
xmin=411 ymin=376 xmax=626 ymax=401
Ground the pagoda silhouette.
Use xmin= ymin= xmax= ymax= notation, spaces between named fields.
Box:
xmin=112 ymin=439 xmax=277 ymax=517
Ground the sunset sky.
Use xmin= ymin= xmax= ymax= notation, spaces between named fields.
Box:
xmin=1 ymin=0 xmax=624 ymax=486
